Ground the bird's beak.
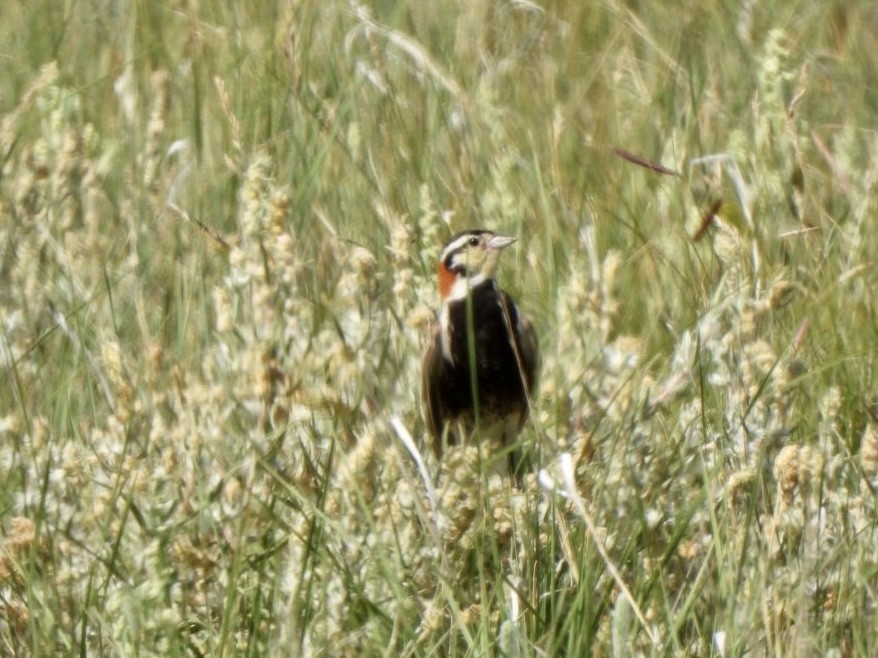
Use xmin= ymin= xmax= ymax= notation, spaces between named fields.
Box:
xmin=487 ymin=234 xmax=517 ymax=250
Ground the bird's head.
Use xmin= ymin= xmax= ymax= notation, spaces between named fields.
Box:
xmin=437 ymin=229 xmax=517 ymax=302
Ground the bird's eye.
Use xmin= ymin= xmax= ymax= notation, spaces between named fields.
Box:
xmin=468 ymin=236 xmax=479 ymax=247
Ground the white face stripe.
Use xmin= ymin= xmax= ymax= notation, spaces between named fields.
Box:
xmin=441 ymin=232 xmax=492 ymax=274
xmin=441 ymin=231 xmax=516 ymax=263
xmin=440 ymin=233 xmax=479 ymax=263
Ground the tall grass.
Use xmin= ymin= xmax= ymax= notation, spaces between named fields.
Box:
xmin=2 ymin=1 xmax=878 ymax=655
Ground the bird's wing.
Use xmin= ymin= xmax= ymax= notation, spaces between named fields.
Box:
xmin=420 ymin=321 xmax=446 ymax=456
xmin=516 ymin=310 xmax=540 ymax=395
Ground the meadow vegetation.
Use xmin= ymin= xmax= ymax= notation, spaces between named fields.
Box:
xmin=2 ymin=1 xmax=878 ymax=655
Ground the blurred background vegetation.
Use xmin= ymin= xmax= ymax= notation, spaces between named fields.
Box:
xmin=2 ymin=1 xmax=878 ymax=655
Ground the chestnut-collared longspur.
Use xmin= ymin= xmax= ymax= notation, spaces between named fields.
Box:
xmin=421 ymin=229 xmax=540 ymax=477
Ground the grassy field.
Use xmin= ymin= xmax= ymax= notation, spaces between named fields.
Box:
xmin=2 ymin=1 xmax=878 ymax=655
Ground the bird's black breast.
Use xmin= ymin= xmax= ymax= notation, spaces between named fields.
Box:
xmin=437 ymin=281 xmax=532 ymax=424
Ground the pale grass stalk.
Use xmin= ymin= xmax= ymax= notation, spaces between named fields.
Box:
xmin=542 ymin=454 xmax=660 ymax=649
xmin=50 ymin=308 xmax=114 ymax=409
xmin=389 ymin=415 xmax=439 ymax=526
xmin=346 ymin=5 xmax=465 ymax=102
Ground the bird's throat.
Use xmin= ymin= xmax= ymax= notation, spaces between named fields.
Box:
xmin=441 ymin=270 xmax=488 ymax=303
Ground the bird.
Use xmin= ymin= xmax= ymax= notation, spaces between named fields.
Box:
xmin=421 ymin=228 xmax=540 ymax=478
